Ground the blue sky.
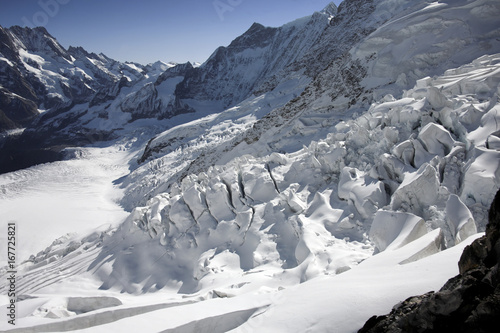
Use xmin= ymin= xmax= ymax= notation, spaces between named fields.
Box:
xmin=0 ymin=0 xmax=342 ymax=65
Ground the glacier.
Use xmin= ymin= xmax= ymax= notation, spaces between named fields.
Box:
xmin=1 ymin=0 xmax=500 ymax=332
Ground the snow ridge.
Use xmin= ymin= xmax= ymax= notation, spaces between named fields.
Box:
xmin=0 ymin=5 xmax=334 ymax=173
xmin=1 ymin=1 xmax=500 ymax=332
xmin=91 ymin=53 xmax=500 ymax=296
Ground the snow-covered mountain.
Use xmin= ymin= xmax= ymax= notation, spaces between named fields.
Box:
xmin=0 ymin=4 xmax=336 ymax=174
xmin=1 ymin=0 xmax=500 ymax=332
xmin=0 ymin=24 xmax=186 ymax=172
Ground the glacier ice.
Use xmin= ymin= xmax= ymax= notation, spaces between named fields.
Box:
xmin=2 ymin=1 xmax=500 ymax=332
xmin=445 ymin=194 xmax=477 ymax=245
xmin=369 ymin=210 xmax=427 ymax=252
xmin=81 ymin=53 xmax=500 ymax=294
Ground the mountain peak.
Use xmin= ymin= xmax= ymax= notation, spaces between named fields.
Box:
xmin=67 ymin=45 xmax=101 ymax=61
xmin=227 ymin=22 xmax=277 ymax=50
xmin=321 ymin=1 xmax=338 ymax=17
xmin=9 ymin=25 xmax=50 ymax=36
xmin=7 ymin=25 xmax=69 ymax=61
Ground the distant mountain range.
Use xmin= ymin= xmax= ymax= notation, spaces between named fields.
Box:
xmin=0 ymin=3 xmax=336 ymax=173
xmin=1 ymin=0 xmax=500 ymax=331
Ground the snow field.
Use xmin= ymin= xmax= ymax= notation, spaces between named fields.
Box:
xmin=87 ymin=53 xmax=500 ymax=299
xmin=0 ymin=0 xmax=499 ymax=330
xmin=0 ymin=231 xmax=479 ymax=332
xmin=0 ymin=145 xmax=131 ymax=265
xmin=1 ymin=51 xmax=499 ymax=333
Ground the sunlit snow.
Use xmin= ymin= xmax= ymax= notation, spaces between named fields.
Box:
xmin=1 ymin=0 xmax=500 ymax=332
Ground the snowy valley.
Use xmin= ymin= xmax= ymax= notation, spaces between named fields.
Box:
xmin=1 ymin=0 xmax=500 ymax=332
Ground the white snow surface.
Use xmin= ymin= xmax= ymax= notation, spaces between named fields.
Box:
xmin=1 ymin=51 xmax=498 ymax=333
xmin=0 ymin=145 xmax=131 ymax=264
xmin=1 ymin=1 xmax=500 ymax=332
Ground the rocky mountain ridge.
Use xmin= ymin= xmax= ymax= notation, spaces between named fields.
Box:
xmin=359 ymin=188 xmax=500 ymax=333
xmin=1 ymin=1 xmax=500 ymax=332
xmin=0 ymin=3 xmax=337 ymax=174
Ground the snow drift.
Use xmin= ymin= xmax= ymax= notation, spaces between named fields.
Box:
xmin=1 ymin=0 xmax=500 ymax=332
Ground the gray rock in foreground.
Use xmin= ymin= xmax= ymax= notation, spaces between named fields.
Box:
xmin=358 ymin=189 xmax=500 ymax=333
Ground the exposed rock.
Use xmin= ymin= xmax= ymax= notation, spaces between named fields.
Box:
xmin=358 ymin=189 xmax=500 ymax=333
xmin=0 ymin=6 xmax=334 ymax=173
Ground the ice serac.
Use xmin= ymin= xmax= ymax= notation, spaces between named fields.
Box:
xmin=461 ymin=147 xmax=500 ymax=208
xmin=390 ymin=163 xmax=440 ymax=215
xmin=446 ymin=194 xmax=477 ymax=245
xmin=369 ymin=211 xmax=427 ymax=252
xmin=338 ymin=167 xmax=387 ymax=219
xmin=359 ymin=189 xmax=500 ymax=333
xmin=88 ymin=0 xmax=500 ymax=295
xmin=3 ymin=1 xmax=500 ymax=332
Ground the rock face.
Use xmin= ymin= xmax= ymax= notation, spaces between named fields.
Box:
xmin=358 ymin=189 xmax=500 ymax=333
xmin=175 ymin=7 xmax=335 ymax=109
xmin=0 ymin=4 xmax=336 ymax=174
xmin=0 ymin=25 xmax=192 ymax=173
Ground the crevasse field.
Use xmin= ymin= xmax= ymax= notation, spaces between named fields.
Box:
xmin=1 ymin=53 xmax=499 ymax=333
xmin=1 ymin=0 xmax=500 ymax=332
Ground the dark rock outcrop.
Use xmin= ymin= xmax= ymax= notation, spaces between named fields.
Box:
xmin=174 ymin=7 xmax=333 ymax=110
xmin=358 ymin=189 xmax=500 ymax=333
xmin=0 ymin=4 xmax=334 ymax=173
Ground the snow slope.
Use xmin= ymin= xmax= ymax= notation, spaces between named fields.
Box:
xmin=1 ymin=3 xmax=336 ymax=173
xmin=0 ymin=229 xmax=482 ymax=333
xmin=0 ymin=144 xmax=132 ymax=265
xmin=91 ymin=52 xmax=500 ymax=297
xmin=1 ymin=0 xmax=500 ymax=332
xmin=2 ymin=45 xmax=498 ymax=333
